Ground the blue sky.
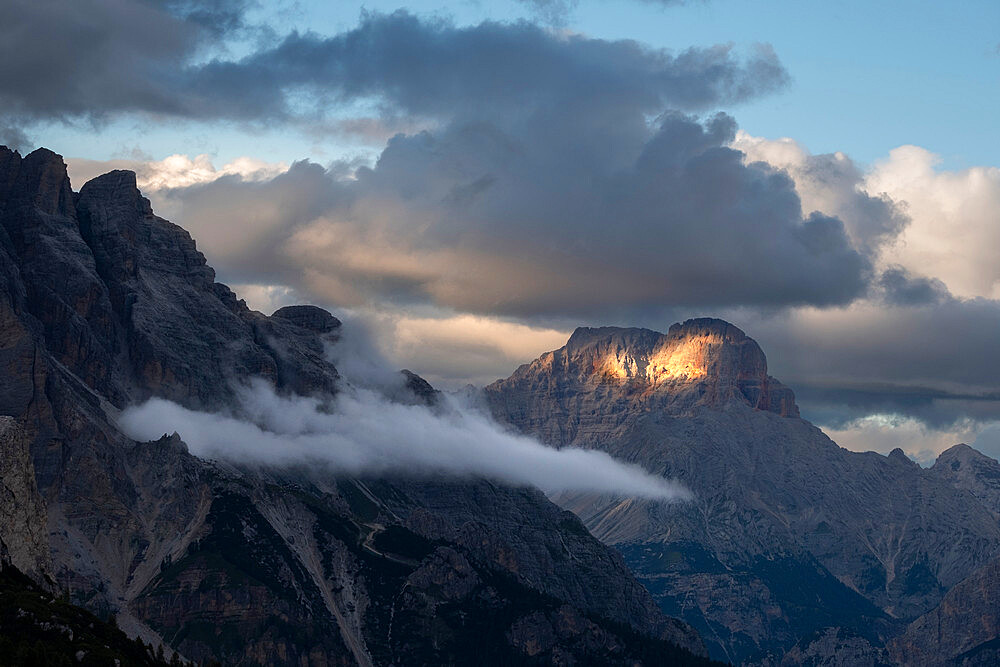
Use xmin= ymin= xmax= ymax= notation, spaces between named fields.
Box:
xmin=37 ymin=0 xmax=1000 ymax=171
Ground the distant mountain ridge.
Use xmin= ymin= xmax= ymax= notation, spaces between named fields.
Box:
xmin=0 ymin=146 xmax=711 ymax=665
xmin=485 ymin=320 xmax=1000 ymax=664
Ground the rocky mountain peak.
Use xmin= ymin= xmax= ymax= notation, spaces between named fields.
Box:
xmin=502 ymin=318 xmax=797 ymax=419
xmin=931 ymin=442 xmax=1000 ymax=517
xmin=888 ymin=447 xmax=918 ymax=467
xmin=567 ymin=318 xmax=770 ymax=389
xmin=271 ymin=304 xmax=341 ymax=333
xmin=483 ymin=318 xmax=798 ymax=453
xmin=0 ymin=146 xmax=76 ymax=218
xmin=78 ymin=169 xmax=154 ymax=217
xmin=934 ymin=443 xmax=989 ymax=468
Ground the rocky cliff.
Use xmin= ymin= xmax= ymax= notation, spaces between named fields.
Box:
xmin=887 ymin=556 xmax=1000 ymax=666
xmin=484 ymin=322 xmax=1000 ymax=664
xmin=876 ymin=445 xmax=1000 ymax=665
xmin=487 ymin=321 xmax=797 ymax=448
xmin=0 ymin=146 xmax=712 ymax=665
xmin=931 ymin=443 xmax=1000 ymax=517
xmin=0 ymin=416 xmax=49 ymax=580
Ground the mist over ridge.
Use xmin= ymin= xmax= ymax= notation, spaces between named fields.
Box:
xmin=119 ymin=314 xmax=691 ymax=500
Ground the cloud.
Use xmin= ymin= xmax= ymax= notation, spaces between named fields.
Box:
xmin=226 ymin=283 xmax=302 ymax=314
xmin=0 ymin=0 xmax=205 ymax=124
xmin=714 ymin=295 xmax=1000 ymax=460
xmin=0 ymin=125 xmax=31 ymax=152
xmin=118 ymin=379 xmax=689 ymax=499
xmin=716 ymin=134 xmax=1000 ymax=455
xmin=182 ymin=12 xmax=788 ymax=123
xmin=516 ymin=0 xmax=579 ymax=26
xmin=516 ymin=0 xmax=696 ymax=26
xmin=152 ymin=160 xmax=340 ymax=286
xmin=67 ymin=153 xmax=286 ymax=192
xmin=744 ymin=298 xmax=1000 ymax=396
xmin=341 ymin=309 xmax=573 ymax=389
xmin=388 ymin=313 xmax=571 ymax=387
xmin=792 ymin=382 xmax=1000 ymax=432
xmin=152 ymin=0 xmax=255 ymax=36
xmin=869 ymin=146 xmax=1000 ymax=299
xmin=734 ymin=134 xmax=1000 ymax=300
xmin=732 ymin=131 xmax=907 ymax=253
xmin=2 ymin=7 xmax=787 ymax=134
xmin=820 ymin=414 xmax=982 ymax=465
xmin=158 ymin=111 xmax=871 ymax=318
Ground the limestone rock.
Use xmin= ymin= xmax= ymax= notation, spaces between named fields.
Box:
xmin=272 ymin=304 xmax=342 ymax=333
xmin=772 ymin=627 xmax=891 ymax=667
xmin=888 ymin=557 xmax=1000 ymax=666
xmin=930 ymin=443 xmax=1000 ymax=517
xmin=0 ymin=416 xmax=50 ymax=579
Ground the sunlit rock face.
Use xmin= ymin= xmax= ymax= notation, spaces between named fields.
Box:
xmin=575 ymin=319 xmax=797 ymax=415
xmin=485 ymin=318 xmax=797 ymax=450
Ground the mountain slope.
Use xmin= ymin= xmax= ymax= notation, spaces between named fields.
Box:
xmin=931 ymin=443 xmax=1000 ymax=518
xmin=484 ymin=321 xmax=1000 ymax=663
xmin=887 ymin=556 xmax=1000 ymax=666
xmin=878 ymin=446 xmax=1000 ymax=665
xmin=0 ymin=146 xmax=710 ymax=665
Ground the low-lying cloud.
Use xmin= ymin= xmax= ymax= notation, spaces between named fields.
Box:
xmin=118 ymin=380 xmax=688 ymax=499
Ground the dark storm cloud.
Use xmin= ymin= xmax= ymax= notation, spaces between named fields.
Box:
xmin=160 ymin=159 xmax=344 ymax=285
xmin=878 ymin=266 xmax=950 ymax=306
xmin=17 ymin=6 xmax=869 ymax=317
xmin=184 ymin=12 xmax=789 ymax=122
xmin=745 ymin=294 xmax=1000 ymax=397
xmin=2 ymin=6 xmax=787 ymax=130
xmin=793 ymin=383 xmax=1000 ymax=431
xmin=0 ymin=0 xmax=200 ymax=123
xmin=160 ymin=110 xmax=871 ymax=316
xmin=733 ymin=135 xmax=910 ymax=256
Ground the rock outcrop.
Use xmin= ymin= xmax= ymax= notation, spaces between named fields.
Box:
xmin=485 ymin=323 xmax=1000 ymax=664
xmin=768 ymin=628 xmax=890 ymax=667
xmin=0 ymin=146 xmax=711 ymax=665
xmin=931 ymin=443 xmax=1000 ymax=517
xmin=888 ymin=557 xmax=1000 ymax=666
xmin=487 ymin=321 xmax=797 ymax=447
xmin=0 ymin=416 xmax=49 ymax=579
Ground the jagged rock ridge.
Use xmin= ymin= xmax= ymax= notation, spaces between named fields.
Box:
xmin=485 ymin=321 xmax=1000 ymax=664
xmin=0 ymin=146 xmax=712 ymax=665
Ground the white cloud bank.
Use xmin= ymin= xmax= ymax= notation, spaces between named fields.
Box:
xmin=733 ymin=132 xmax=1000 ymax=300
xmin=118 ymin=380 xmax=688 ymax=500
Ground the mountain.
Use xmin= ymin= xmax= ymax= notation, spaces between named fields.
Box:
xmin=887 ymin=556 xmax=1000 ymax=666
xmin=0 ymin=146 xmax=712 ymax=665
xmin=931 ymin=443 xmax=1000 ymax=518
xmin=484 ymin=320 xmax=1000 ymax=664
xmin=879 ymin=446 xmax=1000 ymax=665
